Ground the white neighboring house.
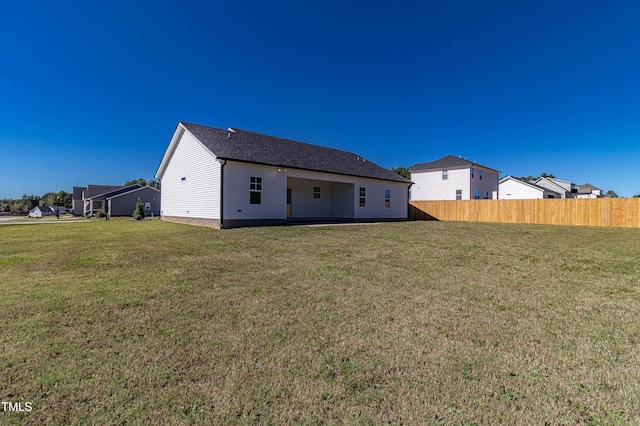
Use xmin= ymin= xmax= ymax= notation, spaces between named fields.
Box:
xmin=576 ymin=183 xmax=603 ymax=198
xmin=27 ymin=206 xmax=55 ymax=218
xmin=533 ymin=177 xmax=576 ymax=198
xmin=499 ymin=176 xmax=562 ymax=199
xmin=409 ymin=155 xmax=500 ymax=200
xmin=155 ymin=122 xmax=412 ymax=229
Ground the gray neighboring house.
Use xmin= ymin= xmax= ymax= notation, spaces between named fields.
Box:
xmin=72 ymin=184 xmax=160 ymax=217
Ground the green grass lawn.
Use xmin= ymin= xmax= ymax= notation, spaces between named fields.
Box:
xmin=1 ymin=219 xmax=639 ymax=425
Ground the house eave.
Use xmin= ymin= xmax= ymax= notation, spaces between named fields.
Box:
xmin=220 ymin=158 xmax=412 ymax=185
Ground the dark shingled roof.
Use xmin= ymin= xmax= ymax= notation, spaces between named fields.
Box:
xmin=410 ymin=154 xmax=499 ymax=173
xmin=72 ymin=186 xmax=86 ymax=200
xmin=84 ymin=184 xmax=141 ymax=198
xmin=181 ymin=122 xmax=410 ymax=184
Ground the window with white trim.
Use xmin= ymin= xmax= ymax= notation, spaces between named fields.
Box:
xmin=250 ymin=176 xmax=262 ymax=204
xmin=442 ymin=169 xmax=448 ymax=180
xmin=359 ymin=187 xmax=366 ymax=207
xmin=474 ymin=189 xmax=481 ymax=199
xmin=456 ymin=189 xmax=462 ymax=200
xmin=384 ymin=189 xmax=391 ymax=208
xmin=479 ymin=169 xmax=483 ymax=180
xmin=313 ymin=186 xmax=321 ymax=199
xmin=471 ymin=167 xmax=474 ymax=178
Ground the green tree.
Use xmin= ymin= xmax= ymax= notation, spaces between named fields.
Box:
xmin=605 ymin=190 xmax=619 ymax=198
xmin=133 ymin=199 xmax=146 ymax=220
xmin=148 ymin=179 xmax=160 ymax=189
xmin=21 ymin=194 xmax=40 ymax=212
xmin=124 ymin=178 xmax=147 ymax=187
xmin=391 ymin=166 xmax=411 ymax=179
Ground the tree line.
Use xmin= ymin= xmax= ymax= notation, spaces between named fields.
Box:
xmin=0 ymin=191 xmax=72 ymax=214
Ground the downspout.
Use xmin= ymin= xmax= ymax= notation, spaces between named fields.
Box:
xmin=220 ymin=159 xmax=227 ymax=229
xmin=408 ymin=182 xmax=413 ymax=219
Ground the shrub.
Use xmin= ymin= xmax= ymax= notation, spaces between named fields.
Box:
xmin=96 ymin=209 xmax=107 ymax=218
xmin=133 ymin=199 xmax=145 ymax=221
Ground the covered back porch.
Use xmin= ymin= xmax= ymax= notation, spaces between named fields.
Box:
xmin=286 ymin=177 xmax=355 ymax=220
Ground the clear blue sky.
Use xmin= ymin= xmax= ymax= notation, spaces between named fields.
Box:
xmin=1 ymin=0 xmax=639 ymax=198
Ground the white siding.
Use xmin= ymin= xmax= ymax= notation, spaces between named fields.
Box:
xmin=470 ymin=168 xmax=500 ymax=199
xmin=410 ymin=168 xmax=470 ymax=200
xmin=160 ymin=129 xmax=221 ymax=219
xmin=354 ymin=179 xmax=408 ymax=219
xmin=499 ymin=179 xmax=544 ymax=199
xmin=287 ymin=169 xmax=407 ymax=219
xmin=287 ymin=177 xmax=332 ymax=218
xmin=222 ymin=163 xmax=408 ymax=220
xmin=223 ymin=162 xmax=286 ymax=220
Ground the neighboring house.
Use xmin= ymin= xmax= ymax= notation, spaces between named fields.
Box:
xmin=74 ymin=184 xmax=160 ymax=217
xmin=576 ymin=183 xmax=603 ymax=198
xmin=499 ymin=176 xmax=562 ymax=199
xmin=409 ymin=155 xmax=500 ymax=200
xmin=72 ymin=186 xmax=86 ymax=216
xmin=27 ymin=206 xmax=56 ymax=218
xmin=533 ymin=177 xmax=576 ymax=198
xmin=105 ymin=186 xmax=161 ymax=216
xmin=155 ymin=122 xmax=412 ymax=228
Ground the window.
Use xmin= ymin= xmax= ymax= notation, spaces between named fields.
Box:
xmin=484 ymin=191 xmax=489 ymax=199
xmin=442 ymin=169 xmax=448 ymax=180
xmin=474 ymin=189 xmax=481 ymax=199
xmin=479 ymin=169 xmax=483 ymax=180
xmin=313 ymin=186 xmax=321 ymax=199
xmin=471 ymin=167 xmax=474 ymax=178
xmin=250 ymin=176 xmax=262 ymax=204
xmin=359 ymin=187 xmax=366 ymax=208
xmin=456 ymin=189 xmax=462 ymax=200
xmin=384 ymin=189 xmax=391 ymax=208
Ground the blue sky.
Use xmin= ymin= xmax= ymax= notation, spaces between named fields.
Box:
xmin=1 ymin=0 xmax=639 ymax=198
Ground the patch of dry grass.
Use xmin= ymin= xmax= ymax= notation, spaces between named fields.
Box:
xmin=1 ymin=219 xmax=639 ymax=424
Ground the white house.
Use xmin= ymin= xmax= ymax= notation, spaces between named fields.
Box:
xmin=576 ymin=183 xmax=603 ymax=198
xmin=498 ymin=176 xmax=562 ymax=199
xmin=155 ymin=122 xmax=412 ymax=228
xmin=409 ymin=155 xmax=500 ymax=200
xmin=533 ymin=177 xmax=576 ymax=198
xmin=27 ymin=206 xmax=56 ymax=218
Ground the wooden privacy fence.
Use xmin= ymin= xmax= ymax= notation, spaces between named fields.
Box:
xmin=409 ymin=198 xmax=640 ymax=228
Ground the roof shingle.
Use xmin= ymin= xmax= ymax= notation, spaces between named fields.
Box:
xmin=410 ymin=154 xmax=499 ymax=173
xmin=181 ymin=122 xmax=410 ymax=183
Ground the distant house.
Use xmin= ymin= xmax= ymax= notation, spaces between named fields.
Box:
xmin=499 ymin=176 xmax=562 ymax=199
xmin=155 ymin=122 xmax=411 ymax=228
xmin=72 ymin=186 xmax=86 ymax=216
xmin=27 ymin=206 xmax=56 ymax=218
xmin=533 ymin=177 xmax=576 ymax=198
xmin=409 ymin=155 xmax=500 ymax=200
xmin=72 ymin=184 xmax=160 ymax=217
xmin=576 ymin=183 xmax=603 ymax=198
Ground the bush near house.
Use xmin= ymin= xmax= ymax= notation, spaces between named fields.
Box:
xmin=132 ymin=199 xmax=145 ymax=220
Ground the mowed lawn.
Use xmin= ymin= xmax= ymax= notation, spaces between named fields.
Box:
xmin=1 ymin=219 xmax=639 ymax=425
